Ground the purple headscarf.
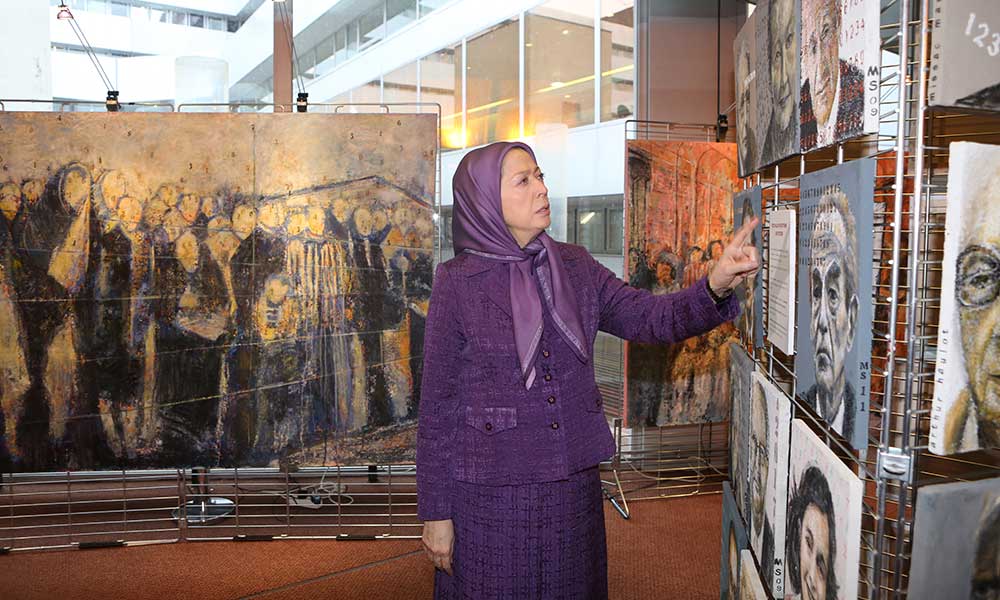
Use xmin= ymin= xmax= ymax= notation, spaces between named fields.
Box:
xmin=452 ymin=141 xmax=588 ymax=389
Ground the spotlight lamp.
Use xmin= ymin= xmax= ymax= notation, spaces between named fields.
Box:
xmin=56 ymin=3 xmax=73 ymax=20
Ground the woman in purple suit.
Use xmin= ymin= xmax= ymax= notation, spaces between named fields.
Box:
xmin=417 ymin=142 xmax=759 ymax=599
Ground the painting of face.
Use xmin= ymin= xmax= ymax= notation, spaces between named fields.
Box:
xmin=0 ymin=182 xmax=20 ymax=223
xmin=734 ymin=14 xmax=758 ymax=178
xmin=232 ymin=204 xmax=256 ymax=240
xmin=809 ymin=201 xmax=858 ymax=400
xmin=801 ymin=0 xmax=841 ymax=127
xmin=932 ymin=142 xmax=1000 ymax=454
xmin=796 ymin=160 xmax=875 ymax=450
xmin=786 ymin=420 xmax=863 ymax=600
xmin=768 ymin=0 xmax=797 ymax=132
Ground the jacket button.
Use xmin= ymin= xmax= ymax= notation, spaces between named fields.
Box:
xmin=544 ymin=373 xmax=552 ymax=382
xmin=485 ymin=423 xmax=493 ymax=431
xmin=551 ymin=422 xmax=559 ymax=430
xmin=547 ymin=396 xmax=556 ymax=404
xmin=542 ymin=350 xmax=550 ymax=358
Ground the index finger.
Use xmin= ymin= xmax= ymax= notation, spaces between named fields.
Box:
xmin=732 ymin=217 xmax=759 ymax=246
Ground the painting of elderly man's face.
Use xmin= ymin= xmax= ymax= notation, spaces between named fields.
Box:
xmin=734 ymin=13 xmax=758 ymax=177
xmin=801 ymin=0 xmax=840 ymax=126
xmin=809 ymin=202 xmax=859 ymax=399
xmin=768 ymin=0 xmax=797 ymax=133
xmin=796 ymin=160 xmax=875 ymax=451
xmin=932 ymin=142 xmax=1000 ymax=455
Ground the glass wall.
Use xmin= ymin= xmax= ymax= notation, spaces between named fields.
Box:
xmin=383 ymin=61 xmax=418 ymax=104
xmin=466 ymin=18 xmax=519 ymax=147
xmin=600 ymin=0 xmax=635 ymax=121
xmin=387 ymin=0 xmax=417 ymax=36
xmin=420 ymin=44 xmax=461 ymax=149
xmin=525 ymin=3 xmax=595 ymax=136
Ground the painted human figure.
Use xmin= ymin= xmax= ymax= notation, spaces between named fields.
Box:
xmin=350 ymin=204 xmax=403 ymax=428
xmin=735 ymin=36 xmax=757 ymax=175
xmin=749 ymin=378 xmax=775 ymax=589
xmin=803 ymin=192 xmax=859 ymax=442
xmin=944 ymin=176 xmax=1000 ymax=453
xmin=153 ymin=224 xmax=229 ymax=466
xmin=12 ymin=163 xmax=111 ymax=469
xmin=786 ymin=466 xmax=839 ymax=600
xmin=0 ymin=182 xmax=30 ymax=466
xmin=760 ymin=0 xmax=799 ymax=167
xmin=79 ymin=178 xmax=147 ymax=464
xmin=800 ymin=0 xmax=865 ymax=150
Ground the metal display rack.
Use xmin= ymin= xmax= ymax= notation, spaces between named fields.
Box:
xmin=726 ymin=1 xmax=1000 ymax=598
xmin=0 ymin=101 xmax=441 ymax=552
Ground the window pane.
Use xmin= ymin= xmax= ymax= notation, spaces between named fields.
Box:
xmin=88 ymin=0 xmax=106 ymax=15
xmin=526 ymin=2 xmax=595 ymax=134
xmin=600 ymin=0 xmax=635 ymax=121
xmin=110 ymin=1 xmax=128 ymax=17
xmin=466 ymin=18 xmax=519 ymax=147
xmin=315 ymin=35 xmax=336 ymax=77
xmin=576 ymin=209 xmax=606 ymax=253
xmin=383 ymin=61 xmax=418 ymax=104
xmin=418 ymin=0 xmax=448 ymax=18
xmin=420 ymin=45 xmax=461 ymax=149
xmin=206 ymin=16 xmax=225 ymax=31
xmin=190 ymin=13 xmax=204 ymax=28
xmin=227 ymin=19 xmax=239 ymax=33
xmin=171 ymin=11 xmax=186 ymax=26
xmin=387 ymin=0 xmax=416 ymax=36
xmin=359 ymin=6 xmax=384 ymax=52
xmin=607 ymin=206 xmax=623 ymax=254
xmin=347 ymin=22 xmax=359 ymax=57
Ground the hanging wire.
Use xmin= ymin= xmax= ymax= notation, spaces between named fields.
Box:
xmin=60 ymin=8 xmax=115 ymax=92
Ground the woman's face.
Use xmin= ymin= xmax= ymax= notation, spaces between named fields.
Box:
xmin=799 ymin=503 xmax=831 ymax=600
xmin=499 ymin=148 xmax=549 ymax=247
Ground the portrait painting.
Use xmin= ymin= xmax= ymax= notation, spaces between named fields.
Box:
xmin=930 ymin=142 xmax=1000 ymax=455
xmin=755 ymin=0 xmax=800 ymax=170
xmin=908 ymin=477 xmax=1000 ymax=600
xmin=785 ymin=419 xmax=863 ymax=600
xmin=624 ymin=140 xmax=739 ymax=428
xmin=799 ymin=0 xmax=880 ymax=152
xmin=795 ymin=158 xmax=876 ymax=450
xmin=928 ymin=0 xmax=1000 ymax=112
xmin=733 ymin=186 xmax=764 ymax=349
xmin=730 ymin=341 xmax=756 ymax=522
xmin=747 ymin=371 xmax=791 ymax=597
xmin=735 ymin=13 xmax=760 ymax=177
xmin=0 ymin=112 xmax=436 ymax=471
xmin=722 ymin=481 xmax=750 ymax=600
xmin=740 ymin=549 xmax=769 ymax=600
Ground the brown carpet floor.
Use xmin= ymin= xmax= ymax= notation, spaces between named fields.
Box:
xmin=0 ymin=494 xmax=722 ymax=599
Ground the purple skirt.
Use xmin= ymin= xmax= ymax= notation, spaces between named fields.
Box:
xmin=434 ymin=466 xmax=609 ymax=600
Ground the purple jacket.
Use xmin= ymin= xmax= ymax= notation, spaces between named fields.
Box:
xmin=416 ymin=242 xmax=738 ymax=521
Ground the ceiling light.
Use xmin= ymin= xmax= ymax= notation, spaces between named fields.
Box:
xmin=580 ymin=211 xmax=596 ymax=225
xmin=550 ymin=81 xmax=565 ymax=88
xmin=56 ymin=3 xmax=73 ymax=20
xmin=561 ymin=29 xmax=569 ymax=35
